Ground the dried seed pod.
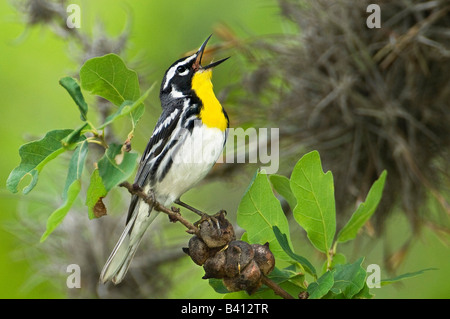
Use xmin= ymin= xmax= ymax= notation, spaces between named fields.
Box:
xmin=240 ymin=260 xmax=263 ymax=295
xmin=202 ymin=250 xmax=226 ymax=279
xmin=224 ymin=240 xmax=254 ymax=278
xmin=184 ymin=236 xmax=210 ymax=266
xmin=222 ymin=276 xmax=239 ymax=293
xmin=252 ymin=242 xmax=275 ymax=275
xmin=223 ymin=260 xmax=262 ymax=295
xmin=198 ymin=211 xmax=235 ymax=248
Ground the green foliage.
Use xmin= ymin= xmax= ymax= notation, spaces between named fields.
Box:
xmin=97 ymin=143 xmax=139 ymax=191
xmin=237 ymin=171 xmax=293 ymax=262
xmin=306 ymin=268 xmax=333 ymax=299
xmin=85 ymin=169 xmax=108 ymax=220
xmin=269 ymin=174 xmax=296 ymax=209
xmin=59 ymin=77 xmax=88 ymax=121
xmin=379 ymin=268 xmax=438 ymax=287
xmin=6 ymin=129 xmax=81 ymax=194
xmin=337 ymin=170 xmax=387 ymax=243
xmin=99 ymin=87 xmax=153 ymax=130
xmin=6 ymin=54 xmax=154 ymax=240
xmin=40 ymin=180 xmax=81 ymax=242
xmin=62 ymin=139 xmax=88 ymax=200
xmin=290 ymin=151 xmax=336 ymax=256
xmin=327 ymin=258 xmax=366 ymax=298
xmin=80 ymin=53 xmax=146 ymax=130
xmin=272 ymin=226 xmax=316 ymax=277
xmin=211 ymin=151 xmax=434 ymax=298
xmin=80 ymin=53 xmax=141 ymax=106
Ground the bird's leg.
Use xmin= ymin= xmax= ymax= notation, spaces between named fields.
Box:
xmin=174 ymin=199 xmax=205 ymax=217
xmin=145 ymin=189 xmax=156 ymax=217
xmin=174 ymin=199 xmax=219 ymax=228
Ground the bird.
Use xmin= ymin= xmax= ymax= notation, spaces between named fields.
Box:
xmin=100 ymin=35 xmax=229 ymax=284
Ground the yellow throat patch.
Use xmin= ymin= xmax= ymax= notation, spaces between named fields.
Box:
xmin=192 ymin=69 xmax=228 ymax=132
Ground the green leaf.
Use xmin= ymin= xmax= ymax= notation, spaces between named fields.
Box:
xmin=59 ymin=76 xmax=88 ymax=121
xmin=80 ymin=53 xmax=140 ymax=107
xmin=129 ymin=83 xmax=155 ymax=129
xmin=40 ymin=180 xmax=81 ymax=242
xmin=85 ymin=169 xmax=108 ymax=219
xmin=337 ymin=170 xmax=387 ymax=243
xmin=97 ymin=143 xmax=138 ymax=191
xmin=80 ymin=53 xmax=148 ymax=132
xmin=269 ymin=174 xmax=297 ymax=210
xmin=267 ymin=265 xmax=305 ymax=287
xmin=130 ymin=104 xmax=145 ymax=130
xmin=307 ymin=270 xmax=334 ymax=299
xmin=379 ymin=268 xmax=437 ymax=287
xmin=208 ymin=278 xmax=230 ymax=294
xmin=99 ymin=100 xmax=133 ymax=129
xmin=353 ymin=283 xmax=374 ymax=299
xmin=40 ymin=139 xmax=88 ymax=241
xmin=321 ymin=253 xmax=347 ymax=274
xmin=237 ymin=171 xmax=292 ymax=261
xmin=329 ymin=257 xmax=366 ymax=298
xmin=23 ymin=170 xmax=38 ymax=194
xmin=6 ymin=129 xmax=74 ymax=194
xmin=98 ymin=84 xmax=155 ymax=129
xmin=273 ymin=226 xmax=317 ymax=277
xmin=61 ymin=122 xmax=90 ymax=147
xmin=290 ymin=151 xmax=336 ymax=254
xmin=62 ymin=140 xmax=88 ymax=200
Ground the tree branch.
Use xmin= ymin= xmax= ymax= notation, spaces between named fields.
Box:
xmin=261 ymin=276 xmax=295 ymax=299
xmin=119 ymin=181 xmax=198 ymax=234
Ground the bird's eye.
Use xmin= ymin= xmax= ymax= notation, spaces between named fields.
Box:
xmin=177 ymin=65 xmax=187 ymax=74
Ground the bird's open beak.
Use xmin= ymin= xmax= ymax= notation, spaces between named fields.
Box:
xmin=193 ymin=35 xmax=230 ymax=72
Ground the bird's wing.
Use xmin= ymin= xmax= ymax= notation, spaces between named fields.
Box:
xmin=125 ymin=105 xmax=184 ymax=224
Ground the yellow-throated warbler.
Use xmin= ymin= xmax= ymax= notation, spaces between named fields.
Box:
xmin=100 ymin=35 xmax=229 ymax=284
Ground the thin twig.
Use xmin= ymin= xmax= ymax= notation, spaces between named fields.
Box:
xmin=119 ymin=181 xmax=198 ymax=234
xmin=261 ymin=276 xmax=295 ymax=299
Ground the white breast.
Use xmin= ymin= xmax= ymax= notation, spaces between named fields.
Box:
xmin=154 ymin=125 xmax=226 ymax=206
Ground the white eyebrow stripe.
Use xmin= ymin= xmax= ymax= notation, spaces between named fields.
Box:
xmin=162 ymin=54 xmax=197 ymax=90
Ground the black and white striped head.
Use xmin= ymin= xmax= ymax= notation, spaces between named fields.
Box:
xmin=159 ymin=35 xmax=229 ymax=102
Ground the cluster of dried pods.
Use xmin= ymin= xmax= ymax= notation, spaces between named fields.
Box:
xmin=183 ymin=211 xmax=275 ymax=295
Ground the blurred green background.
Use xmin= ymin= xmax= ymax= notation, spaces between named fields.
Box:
xmin=0 ymin=0 xmax=448 ymax=299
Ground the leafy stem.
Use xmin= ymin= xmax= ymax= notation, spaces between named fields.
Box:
xmin=86 ymin=136 xmax=108 ymax=148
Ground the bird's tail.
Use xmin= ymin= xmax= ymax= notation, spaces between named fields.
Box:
xmin=100 ymin=200 xmax=159 ymax=284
